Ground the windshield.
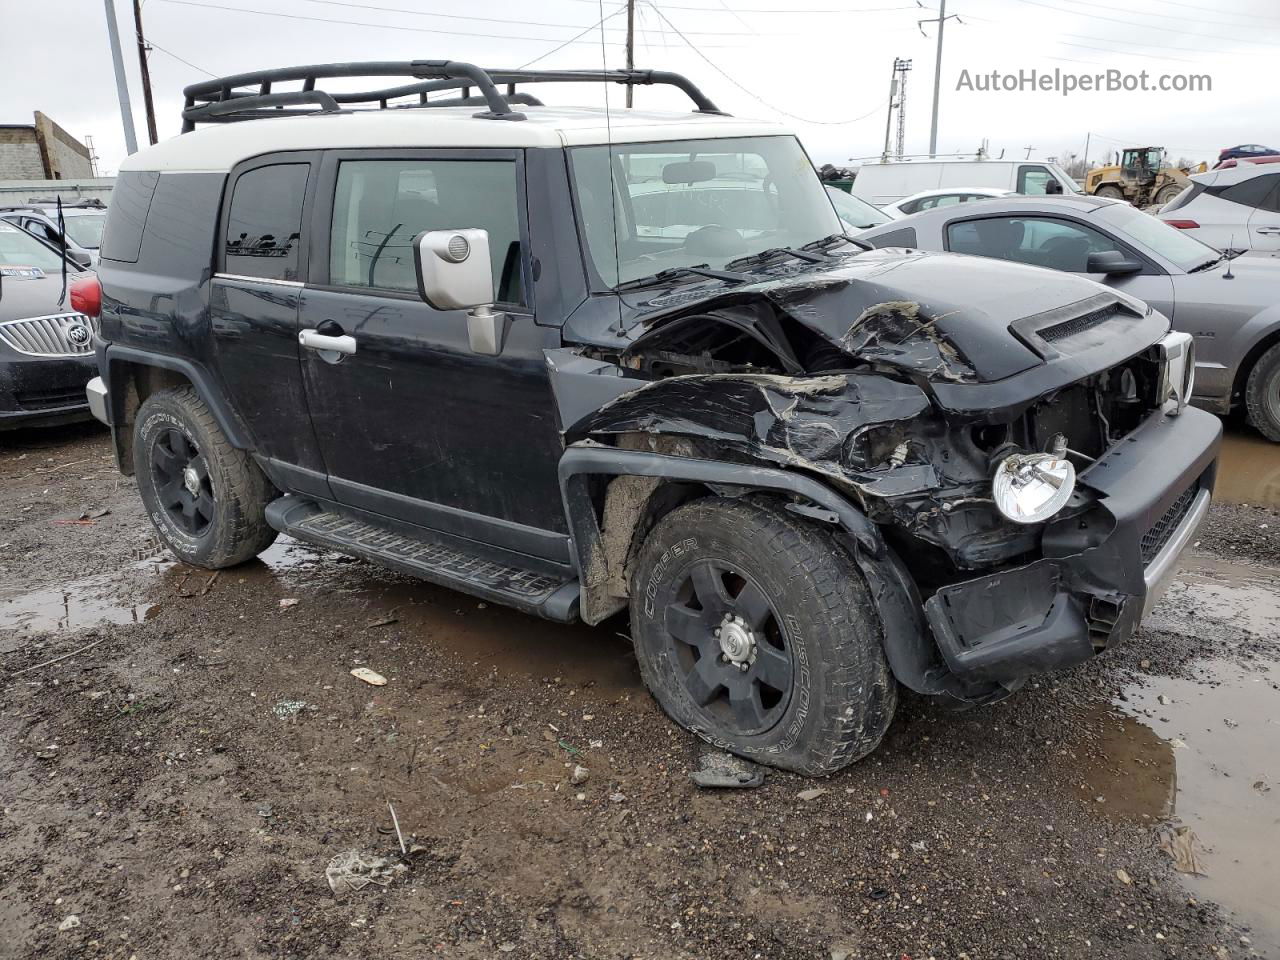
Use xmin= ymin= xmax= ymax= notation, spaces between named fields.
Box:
xmin=569 ymin=136 xmax=844 ymax=286
xmin=1094 ymin=201 xmax=1219 ymax=271
xmin=61 ymin=211 xmax=107 ymax=248
xmin=0 ymin=220 xmax=65 ymax=272
xmin=826 ymin=186 xmax=890 ymax=229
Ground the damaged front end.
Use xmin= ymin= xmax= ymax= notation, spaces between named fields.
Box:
xmin=551 ymin=251 xmax=1221 ymax=703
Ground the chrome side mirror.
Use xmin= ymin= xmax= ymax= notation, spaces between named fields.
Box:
xmin=413 ymin=228 xmax=510 ymax=356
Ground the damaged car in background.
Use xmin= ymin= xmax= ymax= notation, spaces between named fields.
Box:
xmin=86 ymin=62 xmax=1221 ymax=777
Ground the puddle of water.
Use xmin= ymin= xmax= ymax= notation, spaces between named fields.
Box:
xmin=1217 ymin=426 xmax=1280 ymax=510
xmin=0 ymin=572 xmax=157 ymax=640
xmin=1084 ymin=555 xmax=1280 ymax=953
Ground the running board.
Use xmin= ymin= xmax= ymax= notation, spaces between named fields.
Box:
xmin=264 ymin=497 xmax=580 ymax=622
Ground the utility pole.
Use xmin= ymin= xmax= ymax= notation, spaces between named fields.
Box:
xmin=919 ymin=0 xmax=960 ymax=158
xmin=102 ymin=0 xmax=138 ymax=155
xmin=624 ymin=0 xmax=636 ymax=107
xmin=133 ymin=0 xmax=159 ymax=145
xmin=881 ymin=59 xmax=911 ymax=163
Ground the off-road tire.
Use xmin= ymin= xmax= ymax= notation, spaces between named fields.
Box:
xmin=133 ymin=385 xmax=278 ymax=567
xmin=1154 ymin=183 xmax=1184 ymax=206
xmin=1245 ymin=342 xmax=1280 ymax=442
xmin=1094 ymin=184 xmax=1126 ymax=201
xmin=629 ymin=496 xmax=897 ymax=775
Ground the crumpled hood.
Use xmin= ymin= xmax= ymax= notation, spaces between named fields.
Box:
xmin=636 ymin=248 xmax=1140 ymax=384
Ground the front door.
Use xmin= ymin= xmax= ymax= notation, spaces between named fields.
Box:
xmin=297 ymin=149 xmax=568 ymax=564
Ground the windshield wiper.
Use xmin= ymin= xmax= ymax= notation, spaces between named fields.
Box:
xmin=803 ymin=233 xmax=871 ymax=253
xmin=613 ymin=264 xmax=751 ymax=292
xmin=1187 ymin=254 xmax=1225 ymax=273
xmin=725 ymin=245 xmax=828 ymax=271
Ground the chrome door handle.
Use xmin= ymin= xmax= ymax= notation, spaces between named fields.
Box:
xmin=299 ymin=329 xmax=357 ymax=355
xmin=1255 ymin=227 xmax=1280 ymax=235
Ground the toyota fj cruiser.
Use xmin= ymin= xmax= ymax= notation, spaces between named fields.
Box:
xmin=83 ymin=62 xmax=1219 ymax=774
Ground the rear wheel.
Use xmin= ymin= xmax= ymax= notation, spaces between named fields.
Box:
xmin=1094 ymin=184 xmax=1126 ymax=201
xmin=1154 ymin=183 xmax=1184 ymax=206
xmin=134 ymin=386 xmax=278 ymax=567
xmin=1245 ymin=342 xmax=1280 ymax=442
xmin=629 ymin=497 xmax=897 ymax=775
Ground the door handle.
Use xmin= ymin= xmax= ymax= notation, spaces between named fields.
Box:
xmin=1255 ymin=227 xmax=1280 ymax=235
xmin=299 ymin=328 xmax=357 ymax=355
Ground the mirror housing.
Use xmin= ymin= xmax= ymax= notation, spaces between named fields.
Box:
xmin=413 ymin=228 xmax=510 ymax=356
xmin=68 ymin=249 xmax=93 ymax=270
xmin=1085 ymin=250 xmax=1143 ymax=275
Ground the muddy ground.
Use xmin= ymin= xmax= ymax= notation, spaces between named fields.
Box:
xmin=1 ymin=422 xmax=1277 ymax=960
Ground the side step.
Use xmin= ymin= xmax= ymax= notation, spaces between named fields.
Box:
xmin=264 ymin=497 xmax=580 ymax=622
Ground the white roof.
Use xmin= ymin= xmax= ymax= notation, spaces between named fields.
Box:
xmin=121 ymin=106 xmax=789 ymax=173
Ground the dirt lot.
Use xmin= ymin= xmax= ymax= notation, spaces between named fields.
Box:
xmin=2 ymin=423 xmax=1277 ymax=960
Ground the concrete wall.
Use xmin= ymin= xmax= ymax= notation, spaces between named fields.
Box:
xmin=0 ymin=127 xmax=46 ymax=180
xmin=33 ymin=112 xmax=93 ymax=180
xmin=0 ymin=178 xmax=115 ymax=205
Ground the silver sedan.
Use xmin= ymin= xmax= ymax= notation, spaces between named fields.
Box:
xmin=857 ymin=195 xmax=1280 ymax=440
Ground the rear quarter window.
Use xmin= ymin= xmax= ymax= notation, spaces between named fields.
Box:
xmin=100 ymin=171 xmax=160 ymax=263
xmin=866 ymin=226 xmax=917 ymax=249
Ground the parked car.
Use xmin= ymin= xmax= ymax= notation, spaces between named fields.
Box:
xmin=824 ymin=185 xmax=891 ymax=230
xmin=851 ymin=159 xmax=1080 ymax=206
xmin=858 ymin=194 xmax=1280 ymax=440
xmin=1215 ymin=144 xmax=1279 ymax=168
xmin=0 ymin=220 xmax=98 ymax=429
xmin=880 ymin=187 xmax=1015 ymax=219
xmin=0 ymin=198 xmax=106 ymax=269
xmin=85 ymin=61 xmax=1217 ymax=775
xmin=1160 ymin=162 xmax=1280 ymax=254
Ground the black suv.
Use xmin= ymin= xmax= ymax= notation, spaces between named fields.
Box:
xmin=85 ymin=62 xmax=1219 ymax=774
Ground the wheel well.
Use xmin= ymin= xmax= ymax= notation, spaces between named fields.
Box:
xmin=107 ymin=361 xmax=192 ymax=475
xmin=1231 ymin=328 xmax=1280 ymax=409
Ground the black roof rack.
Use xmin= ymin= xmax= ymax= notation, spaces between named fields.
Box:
xmin=180 ymin=60 xmax=725 ymax=133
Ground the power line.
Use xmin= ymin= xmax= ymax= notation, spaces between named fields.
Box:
xmin=519 ymin=4 xmax=628 ymax=68
xmin=143 ymin=37 xmax=217 ymax=77
xmin=1040 ymin=0 xmax=1280 ymax=32
xmin=560 ymin=0 xmax=921 ymax=13
xmin=157 ymin=0 xmax=744 ymax=47
xmin=1004 ymin=0 xmax=1279 ymax=49
xmin=293 ymin=0 xmax=760 ymax=36
xmin=643 ymin=1 xmax=889 ymax=125
xmin=1055 ymin=39 xmax=1195 ymax=62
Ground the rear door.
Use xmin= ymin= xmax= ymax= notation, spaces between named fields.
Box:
xmin=296 ymin=149 xmax=569 ymax=564
xmin=1244 ymin=175 xmax=1280 ymax=251
xmin=211 ymin=155 xmax=330 ymax=498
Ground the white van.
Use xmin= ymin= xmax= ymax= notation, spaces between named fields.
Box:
xmin=851 ymin=159 xmax=1081 ymax=206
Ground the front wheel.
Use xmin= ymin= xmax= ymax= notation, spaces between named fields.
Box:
xmin=1094 ymin=184 xmax=1126 ymax=201
xmin=1245 ymin=342 xmax=1280 ymax=442
xmin=629 ymin=497 xmax=897 ymax=775
xmin=133 ymin=385 xmax=278 ymax=567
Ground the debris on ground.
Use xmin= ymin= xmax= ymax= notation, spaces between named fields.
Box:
xmin=278 ymin=598 xmax=301 ymax=609
xmin=324 ymin=850 xmax=407 ymax=895
xmin=689 ymin=749 xmax=765 ymax=789
xmin=1116 ymin=868 xmax=1133 ymax=885
xmin=350 ymin=667 xmax=387 ymax=686
xmin=797 ymin=787 xmax=828 ymax=801
xmin=1159 ymin=825 xmax=1207 ymax=876
xmin=272 ymin=700 xmax=308 ymax=720
xmin=366 ymin=615 xmax=398 ymax=628
xmin=57 ymin=915 xmax=80 ymax=932
xmin=570 ymin=764 xmax=590 ymax=785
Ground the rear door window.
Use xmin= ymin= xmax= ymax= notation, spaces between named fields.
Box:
xmin=1220 ymin=174 xmax=1280 ymax=210
xmin=100 ymin=170 xmax=160 ymax=263
xmin=223 ymin=164 xmax=309 ymax=281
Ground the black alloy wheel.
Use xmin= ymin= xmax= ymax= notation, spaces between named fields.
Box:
xmin=663 ymin=559 xmax=793 ymax=736
xmin=150 ymin=426 xmax=216 ymax=537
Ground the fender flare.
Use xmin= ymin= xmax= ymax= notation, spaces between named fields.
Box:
xmin=102 ymin=344 xmax=253 ymax=449
xmin=557 ymin=445 xmax=1002 ymax=703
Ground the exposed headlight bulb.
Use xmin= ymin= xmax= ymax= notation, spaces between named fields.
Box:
xmin=992 ymin=435 xmax=1076 ymax=524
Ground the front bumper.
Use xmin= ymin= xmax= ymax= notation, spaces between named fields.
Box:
xmin=0 ymin=353 xmax=97 ymax=430
xmin=922 ymin=405 xmax=1220 ymax=684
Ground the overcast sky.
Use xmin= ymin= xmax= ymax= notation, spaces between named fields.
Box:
xmin=2 ymin=0 xmax=1276 ymax=174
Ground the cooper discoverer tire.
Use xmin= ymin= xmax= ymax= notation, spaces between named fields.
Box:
xmin=133 ymin=385 xmax=278 ymax=568
xmin=1245 ymin=342 xmax=1280 ymax=442
xmin=629 ymin=496 xmax=897 ymax=775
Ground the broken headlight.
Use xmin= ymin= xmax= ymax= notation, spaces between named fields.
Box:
xmin=1154 ymin=331 xmax=1195 ymax=414
xmin=992 ymin=449 xmax=1076 ymax=524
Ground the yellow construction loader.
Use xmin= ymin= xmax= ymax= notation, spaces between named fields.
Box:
xmin=1084 ymin=146 xmax=1199 ymax=208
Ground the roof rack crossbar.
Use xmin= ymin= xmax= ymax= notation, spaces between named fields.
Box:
xmin=180 ymin=61 xmax=724 ymax=132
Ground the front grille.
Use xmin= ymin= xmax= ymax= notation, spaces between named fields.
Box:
xmin=0 ymin=314 xmax=98 ymax=358
xmin=1039 ymin=304 xmax=1119 ymax=344
xmin=1141 ymin=486 xmax=1197 ymax=565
